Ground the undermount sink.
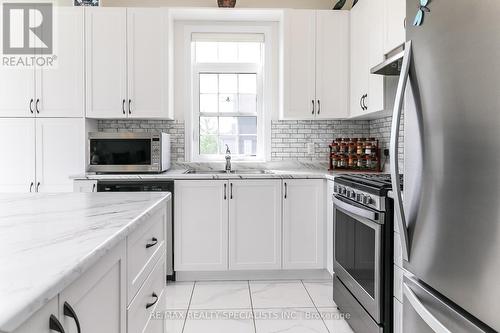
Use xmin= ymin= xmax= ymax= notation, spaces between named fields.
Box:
xmin=185 ymin=169 xmax=273 ymax=175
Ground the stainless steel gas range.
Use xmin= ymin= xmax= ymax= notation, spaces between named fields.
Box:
xmin=332 ymin=174 xmax=401 ymax=333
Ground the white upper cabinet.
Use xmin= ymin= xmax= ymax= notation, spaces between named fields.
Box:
xmin=35 ymin=118 xmax=85 ymax=193
xmin=0 ymin=68 xmax=34 ymax=118
xmin=127 ymin=8 xmax=172 ymax=119
xmin=350 ymin=0 xmax=385 ymax=117
xmin=229 ymin=180 xmax=282 ymax=270
xmin=37 ymin=7 xmax=84 ymax=118
xmin=283 ymin=179 xmax=325 ymax=269
xmin=282 ymin=10 xmax=350 ymax=120
xmin=384 ymin=0 xmax=406 ymax=53
xmin=86 ymin=8 xmax=172 ymax=120
xmin=315 ymin=10 xmax=350 ymax=120
xmin=0 ymin=119 xmax=36 ymax=193
xmin=282 ymin=10 xmax=316 ymax=120
xmin=85 ymin=8 xmax=128 ymax=119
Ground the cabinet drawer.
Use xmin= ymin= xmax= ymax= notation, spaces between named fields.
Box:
xmin=128 ymin=254 xmax=166 ymax=333
xmin=128 ymin=207 xmax=166 ymax=303
xmin=143 ymin=291 xmax=166 ymax=333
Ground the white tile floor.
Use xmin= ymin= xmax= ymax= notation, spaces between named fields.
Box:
xmin=154 ymin=279 xmax=354 ymax=333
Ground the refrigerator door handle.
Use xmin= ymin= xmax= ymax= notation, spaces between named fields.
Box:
xmin=390 ymin=40 xmax=412 ymax=261
xmin=403 ymin=283 xmax=452 ymax=333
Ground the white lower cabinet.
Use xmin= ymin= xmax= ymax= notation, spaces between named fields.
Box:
xmin=174 ymin=180 xmax=229 ymax=271
xmin=229 ymin=180 xmax=282 ymax=270
xmin=73 ymin=180 xmax=98 ymax=193
xmin=13 ymin=200 xmax=168 ymax=333
xmin=326 ymin=180 xmax=335 ymax=275
xmin=60 ymin=242 xmax=126 ymax=333
xmin=283 ymin=179 xmax=325 ymax=269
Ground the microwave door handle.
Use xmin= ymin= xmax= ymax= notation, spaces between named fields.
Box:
xmin=390 ymin=40 xmax=412 ymax=261
xmin=333 ymin=196 xmax=378 ymax=221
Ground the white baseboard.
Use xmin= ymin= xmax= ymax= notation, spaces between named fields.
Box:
xmin=175 ymin=269 xmax=332 ymax=281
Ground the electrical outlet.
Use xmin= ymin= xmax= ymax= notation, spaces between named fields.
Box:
xmin=384 ymin=149 xmax=390 ymax=157
xmin=307 ymin=142 xmax=315 ymax=155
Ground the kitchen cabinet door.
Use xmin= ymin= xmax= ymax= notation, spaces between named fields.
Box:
xmin=35 ymin=118 xmax=85 ymax=193
xmin=12 ymin=297 xmax=59 ymax=333
xmin=283 ymin=179 xmax=325 ymax=269
xmin=385 ymin=0 xmax=406 ymax=54
xmin=367 ymin=0 xmax=386 ymax=113
xmin=36 ymin=7 xmax=84 ymax=118
xmin=0 ymin=119 xmax=36 ymax=193
xmin=282 ymin=9 xmax=316 ymax=120
xmin=174 ymin=180 xmax=229 ymax=271
xmin=60 ymin=242 xmax=126 ymax=333
xmin=229 ymin=180 xmax=282 ymax=270
xmin=0 ymin=67 xmax=35 ymax=118
xmin=315 ymin=11 xmax=350 ymax=120
xmin=326 ymin=180 xmax=335 ymax=276
xmin=85 ymin=8 xmax=127 ymax=119
xmin=349 ymin=1 xmax=370 ymax=118
xmin=127 ymin=8 xmax=172 ymax=120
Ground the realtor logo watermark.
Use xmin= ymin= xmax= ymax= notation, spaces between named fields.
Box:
xmin=2 ymin=2 xmax=56 ymax=67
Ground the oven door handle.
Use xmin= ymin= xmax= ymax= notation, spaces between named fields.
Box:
xmin=333 ymin=196 xmax=379 ymax=221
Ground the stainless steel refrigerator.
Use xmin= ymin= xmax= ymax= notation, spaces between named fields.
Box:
xmin=375 ymin=0 xmax=500 ymax=332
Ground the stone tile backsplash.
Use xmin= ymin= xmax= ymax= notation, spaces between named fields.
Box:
xmin=98 ymin=117 xmax=404 ymax=168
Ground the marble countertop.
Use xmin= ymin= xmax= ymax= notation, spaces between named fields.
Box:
xmin=72 ymin=168 xmax=344 ymax=181
xmin=0 ymin=192 xmax=171 ymax=333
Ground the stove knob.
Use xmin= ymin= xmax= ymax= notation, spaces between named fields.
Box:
xmin=349 ymin=191 xmax=356 ymax=199
xmin=340 ymin=186 xmax=346 ymax=195
xmin=363 ymin=196 xmax=373 ymax=205
xmin=358 ymin=194 xmax=365 ymax=203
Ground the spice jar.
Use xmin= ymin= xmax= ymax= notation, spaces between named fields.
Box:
xmin=358 ymin=156 xmax=366 ymax=168
xmin=365 ymin=142 xmax=373 ymax=155
xmin=348 ymin=154 xmax=355 ymax=167
xmin=366 ymin=155 xmax=373 ymax=169
xmin=340 ymin=156 xmax=347 ymax=167
xmin=371 ymin=155 xmax=379 ymax=170
xmin=356 ymin=141 xmax=364 ymax=155
xmin=331 ymin=142 xmax=339 ymax=153
xmin=351 ymin=155 xmax=358 ymax=168
xmin=348 ymin=142 xmax=356 ymax=154
xmin=334 ymin=155 xmax=341 ymax=168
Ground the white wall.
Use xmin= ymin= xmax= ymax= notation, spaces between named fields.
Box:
xmin=58 ymin=0 xmax=337 ymax=8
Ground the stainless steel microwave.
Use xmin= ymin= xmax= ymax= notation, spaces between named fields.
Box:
xmin=87 ymin=132 xmax=171 ymax=173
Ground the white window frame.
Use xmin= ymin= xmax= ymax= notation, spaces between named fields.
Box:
xmin=183 ymin=24 xmax=274 ymax=163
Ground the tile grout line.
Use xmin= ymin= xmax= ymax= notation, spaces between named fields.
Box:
xmin=180 ymin=281 xmax=197 ymax=333
xmin=301 ymin=280 xmax=332 ymax=333
xmin=247 ymin=281 xmax=257 ymax=333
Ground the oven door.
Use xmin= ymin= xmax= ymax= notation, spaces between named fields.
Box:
xmin=87 ymin=133 xmax=156 ymax=173
xmin=333 ymin=195 xmax=384 ymax=323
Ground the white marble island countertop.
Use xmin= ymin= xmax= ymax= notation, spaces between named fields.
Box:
xmin=0 ymin=192 xmax=171 ymax=333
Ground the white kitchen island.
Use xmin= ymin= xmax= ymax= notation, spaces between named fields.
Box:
xmin=0 ymin=192 xmax=171 ymax=333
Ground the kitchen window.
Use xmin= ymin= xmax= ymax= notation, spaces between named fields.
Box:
xmin=191 ymin=33 xmax=265 ymax=161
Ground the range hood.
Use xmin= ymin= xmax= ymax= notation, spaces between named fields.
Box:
xmin=371 ymin=45 xmax=405 ymax=76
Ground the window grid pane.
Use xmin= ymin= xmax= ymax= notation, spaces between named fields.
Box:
xmin=195 ymin=41 xmax=262 ymax=63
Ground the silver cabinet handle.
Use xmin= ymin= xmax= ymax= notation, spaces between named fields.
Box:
xmin=403 ymin=283 xmax=452 ymax=333
xmin=390 ymin=41 xmax=412 ymax=261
